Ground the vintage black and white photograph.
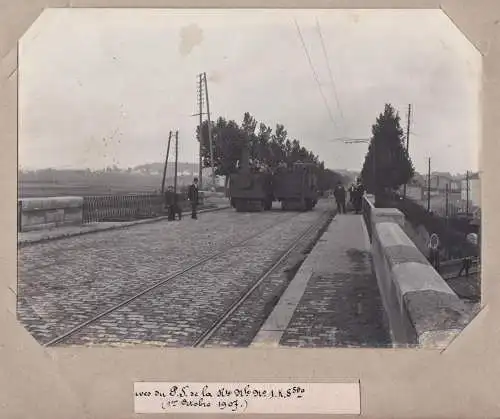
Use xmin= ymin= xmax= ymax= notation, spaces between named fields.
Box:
xmin=17 ymin=8 xmax=481 ymax=349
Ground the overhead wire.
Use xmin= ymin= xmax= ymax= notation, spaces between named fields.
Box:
xmin=293 ymin=18 xmax=336 ymax=127
xmin=316 ymin=17 xmax=346 ymax=135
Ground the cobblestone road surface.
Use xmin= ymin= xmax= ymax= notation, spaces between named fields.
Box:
xmin=201 ymin=211 xmax=335 ymax=348
xmin=17 ymin=202 xmax=332 ymax=346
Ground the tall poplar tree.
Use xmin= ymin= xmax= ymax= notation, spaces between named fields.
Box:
xmin=360 ymin=103 xmax=415 ymax=203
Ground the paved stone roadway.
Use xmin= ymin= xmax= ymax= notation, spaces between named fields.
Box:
xmin=17 ymin=202 xmax=331 ymax=346
xmin=202 ymin=211 xmax=334 ymax=348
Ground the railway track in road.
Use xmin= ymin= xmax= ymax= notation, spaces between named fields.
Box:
xmin=44 ymin=208 xmax=334 ymax=347
xmin=192 ymin=210 xmax=333 ymax=347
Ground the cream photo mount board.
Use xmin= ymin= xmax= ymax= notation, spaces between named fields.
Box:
xmin=2 ymin=2 xmax=499 ymax=419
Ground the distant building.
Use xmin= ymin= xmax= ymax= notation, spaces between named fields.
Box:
xmin=428 ymin=174 xmax=460 ymax=192
xmin=450 ymin=180 xmax=461 ymax=192
xmin=461 ymin=173 xmax=480 ymax=208
xmin=402 ymin=173 xmax=464 ymax=202
xmin=405 ymin=185 xmax=424 ymax=200
xmin=397 ymin=177 xmax=423 ymax=200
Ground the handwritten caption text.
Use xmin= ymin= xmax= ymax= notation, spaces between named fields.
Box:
xmin=134 ymin=382 xmax=360 ymax=414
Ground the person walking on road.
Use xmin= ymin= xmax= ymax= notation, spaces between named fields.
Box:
xmin=458 ymin=252 xmax=472 ymax=277
xmin=188 ymin=177 xmax=200 ymax=220
xmin=458 ymin=232 xmax=478 ymax=277
xmin=165 ymin=186 xmax=182 ymax=221
xmin=428 ymin=232 xmax=441 ymax=272
xmin=348 ymin=184 xmax=355 ymax=210
xmin=333 ymin=182 xmax=346 ymax=214
xmin=351 ymin=179 xmax=365 ymax=214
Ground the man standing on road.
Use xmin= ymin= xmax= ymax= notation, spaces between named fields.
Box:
xmin=428 ymin=232 xmax=441 ymax=272
xmin=458 ymin=232 xmax=478 ymax=277
xmin=188 ymin=177 xmax=199 ymax=219
xmin=353 ymin=179 xmax=365 ymax=214
xmin=165 ymin=186 xmax=182 ymax=221
xmin=333 ymin=182 xmax=346 ymax=214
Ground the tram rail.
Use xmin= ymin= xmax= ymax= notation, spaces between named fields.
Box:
xmin=44 ymin=210 xmax=331 ymax=347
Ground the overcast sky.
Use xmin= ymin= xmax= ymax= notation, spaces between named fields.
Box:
xmin=18 ymin=8 xmax=481 ymax=174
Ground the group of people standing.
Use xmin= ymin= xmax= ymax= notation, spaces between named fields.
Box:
xmin=332 ymin=179 xmax=365 ymax=214
xmin=165 ymin=177 xmax=200 ymax=221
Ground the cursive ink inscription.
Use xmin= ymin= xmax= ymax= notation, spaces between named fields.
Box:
xmin=135 ymin=384 xmax=307 ymax=413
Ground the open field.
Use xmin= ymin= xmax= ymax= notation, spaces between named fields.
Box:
xmin=18 ymin=173 xmax=196 ymax=198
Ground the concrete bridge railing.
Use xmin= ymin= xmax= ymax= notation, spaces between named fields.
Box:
xmin=18 ymin=196 xmax=84 ymax=232
xmin=18 ymin=192 xmax=211 ymax=232
xmin=362 ymin=195 xmax=472 ymax=349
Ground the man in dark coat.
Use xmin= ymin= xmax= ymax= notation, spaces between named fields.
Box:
xmin=165 ymin=186 xmax=182 ymax=221
xmin=458 ymin=233 xmax=478 ymax=277
xmin=187 ymin=177 xmax=199 ymax=219
xmin=333 ymin=182 xmax=346 ymax=214
xmin=347 ymin=184 xmax=355 ymax=211
xmin=353 ymin=181 xmax=365 ymax=214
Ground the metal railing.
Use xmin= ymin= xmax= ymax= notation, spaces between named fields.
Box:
xmin=82 ymin=193 xmax=165 ymax=223
xmin=81 ymin=191 xmax=209 ymax=224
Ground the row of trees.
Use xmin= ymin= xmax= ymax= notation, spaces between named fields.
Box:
xmin=359 ymin=103 xmax=415 ymax=204
xmin=198 ymin=112 xmax=346 ymax=191
xmin=196 ymin=104 xmax=414 ymax=200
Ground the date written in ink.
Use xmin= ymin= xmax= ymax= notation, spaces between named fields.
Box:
xmin=136 ymin=384 xmax=306 ymax=401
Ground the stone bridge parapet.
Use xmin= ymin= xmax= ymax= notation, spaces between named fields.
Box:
xmin=362 ymin=195 xmax=471 ymax=349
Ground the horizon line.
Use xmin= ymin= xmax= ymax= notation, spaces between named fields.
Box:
xmin=17 ymin=166 xmax=479 ymax=176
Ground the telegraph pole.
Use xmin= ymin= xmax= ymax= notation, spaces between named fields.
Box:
xmin=203 ymin=72 xmax=216 ymax=189
xmin=406 ymin=104 xmax=412 ymax=152
xmin=403 ymin=104 xmax=412 ymax=199
xmin=174 ymin=130 xmax=179 ymax=195
xmin=445 ymin=183 xmax=449 ymax=217
xmin=445 ymin=182 xmax=450 ymax=259
xmin=427 ymin=157 xmax=431 ymax=212
xmin=197 ymin=74 xmax=204 ymax=189
xmin=372 ymin=140 xmax=376 ymax=195
xmin=161 ymin=131 xmax=173 ymax=195
xmin=466 ymin=170 xmax=470 ymax=215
